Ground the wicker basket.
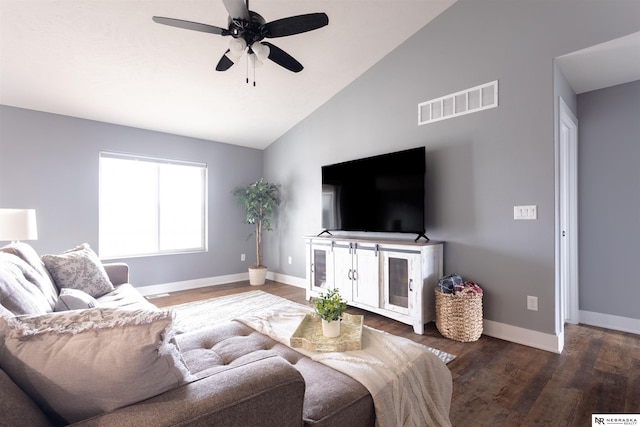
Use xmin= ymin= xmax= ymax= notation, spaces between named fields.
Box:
xmin=434 ymin=288 xmax=483 ymax=342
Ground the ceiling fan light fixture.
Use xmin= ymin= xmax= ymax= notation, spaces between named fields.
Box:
xmin=229 ymin=37 xmax=247 ymax=55
xmin=251 ymin=42 xmax=270 ymax=62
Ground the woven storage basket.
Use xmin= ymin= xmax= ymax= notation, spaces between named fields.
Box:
xmin=434 ymin=288 xmax=483 ymax=342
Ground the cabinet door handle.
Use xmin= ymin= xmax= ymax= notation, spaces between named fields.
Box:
xmin=409 ymin=278 xmax=413 ymax=292
xmin=348 ymin=269 xmax=352 ymax=280
xmin=311 ymin=263 xmax=314 ymax=273
xmin=353 ymin=270 xmax=358 ymax=281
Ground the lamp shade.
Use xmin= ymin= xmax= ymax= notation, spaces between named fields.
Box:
xmin=0 ymin=209 xmax=38 ymax=241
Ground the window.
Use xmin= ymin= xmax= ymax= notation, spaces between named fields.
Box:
xmin=99 ymin=152 xmax=207 ymax=259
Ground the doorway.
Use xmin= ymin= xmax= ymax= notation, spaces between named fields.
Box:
xmin=558 ymin=97 xmax=579 ymax=326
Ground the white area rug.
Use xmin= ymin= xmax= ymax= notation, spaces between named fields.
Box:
xmin=167 ymin=290 xmax=455 ymax=364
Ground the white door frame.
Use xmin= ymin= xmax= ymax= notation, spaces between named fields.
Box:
xmin=557 ymin=97 xmax=579 ymax=328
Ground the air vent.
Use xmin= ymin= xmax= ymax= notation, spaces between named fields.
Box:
xmin=418 ymin=80 xmax=498 ymax=125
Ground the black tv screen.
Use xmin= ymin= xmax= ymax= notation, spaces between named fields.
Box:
xmin=321 ymin=147 xmax=425 ymax=234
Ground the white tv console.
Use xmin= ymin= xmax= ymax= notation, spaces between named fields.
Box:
xmin=305 ymin=235 xmax=443 ymax=334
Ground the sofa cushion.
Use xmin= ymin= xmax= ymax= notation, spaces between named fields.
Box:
xmin=0 ymin=253 xmax=54 ymax=315
xmin=97 ymin=282 xmax=159 ymax=311
xmin=0 ymin=308 xmax=192 ymax=425
xmin=42 ymin=243 xmax=114 ymax=297
xmin=54 ymin=287 xmax=99 ymax=311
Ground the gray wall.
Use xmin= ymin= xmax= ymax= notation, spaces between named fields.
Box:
xmin=578 ymin=80 xmax=640 ymax=320
xmin=1 ymin=1 xmax=638 ymax=335
xmin=263 ymin=0 xmax=640 ymax=334
xmin=0 ymin=105 xmax=263 ymax=286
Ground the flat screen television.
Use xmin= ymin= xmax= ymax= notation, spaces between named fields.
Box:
xmin=321 ymin=147 xmax=427 ymax=239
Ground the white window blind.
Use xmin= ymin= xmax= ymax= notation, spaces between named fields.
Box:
xmin=99 ymin=152 xmax=207 ymax=258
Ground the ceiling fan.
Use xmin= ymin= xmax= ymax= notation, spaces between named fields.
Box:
xmin=152 ymin=0 xmax=329 ymax=78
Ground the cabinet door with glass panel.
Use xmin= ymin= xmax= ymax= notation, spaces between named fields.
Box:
xmin=381 ymin=250 xmax=422 ymax=316
xmin=308 ymin=241 xmax=335 ymax=293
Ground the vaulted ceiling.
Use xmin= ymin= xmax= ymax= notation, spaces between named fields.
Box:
xmin=0 ymin=0 xmax=457 ymax=149
xmin=2 ymin=1 xmax=638 ymax=150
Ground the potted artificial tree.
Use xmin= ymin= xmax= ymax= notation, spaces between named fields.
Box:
xmin=313 ymin=288 xmax=347 ymax=337
xmin=232 ymin=178 xmax=281 ymax=285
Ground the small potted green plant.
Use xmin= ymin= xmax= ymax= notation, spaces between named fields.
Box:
xmin=313 ymin=288 xmax=347 ymax=337
xmin=232 ymin=178 xmax=281 ymax=285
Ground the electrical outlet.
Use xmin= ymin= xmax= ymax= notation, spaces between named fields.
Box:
xmin=241 ymin=254 xmax=246 ymax=262
xmin=527 ymin=295 xmax=538 ymax=311
xmin=288 ymin=256 xmax=292 ymax=265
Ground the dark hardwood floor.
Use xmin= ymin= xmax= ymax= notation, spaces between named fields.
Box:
xmin=151 ymin=280 xmax=640 ymax=427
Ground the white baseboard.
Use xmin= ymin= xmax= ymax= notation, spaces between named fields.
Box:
xmin=482 ymin=319 xmax=564 ymax=354
xmin=137 ymin=272 xmax=307 ymax=297
xmin=266 ymin=271 xmax=306 ymax=288
xmin=579 ymin=310 xmax=640 ymax=335
xmin=137 ymin=273 xmax=249 ymax=296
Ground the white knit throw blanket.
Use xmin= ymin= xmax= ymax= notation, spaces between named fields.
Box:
xmin=236 ymin=304 xmax=453 ymax=427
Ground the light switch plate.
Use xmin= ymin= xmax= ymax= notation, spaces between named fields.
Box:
xmin=514 ymin=205 xmax=537 ymax=220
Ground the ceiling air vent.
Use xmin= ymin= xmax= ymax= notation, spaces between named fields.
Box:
xmin=418 ymin=80 xmax=498 ymax=125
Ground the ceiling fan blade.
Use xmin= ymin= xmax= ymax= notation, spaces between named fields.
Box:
xmin=262 ymin=42 xmax=303 ymax=73
xmin=264 ymin=13 xmax=329 ymax=38
xmin=152 ymin=16 xmax=227 ymax=35
xmin=216 ymin=50 xmax=235 ymax=71
xmin=223 ymin=0 xmax=250 ymax=21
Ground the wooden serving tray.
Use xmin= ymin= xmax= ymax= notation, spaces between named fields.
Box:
xmin=290 ymin=313 xmax=364 ymax=352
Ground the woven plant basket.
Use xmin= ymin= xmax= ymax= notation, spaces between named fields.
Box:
xmin=435 ymin=288 xmax=483 ymax=342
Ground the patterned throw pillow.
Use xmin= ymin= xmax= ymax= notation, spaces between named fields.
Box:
xmin=54 ymin=288 xmax=99 ymax=311
xmin=42 ymin=244 xmax=114 ymax=297
xmin=0 ymin=308 xmax=192 ymax=424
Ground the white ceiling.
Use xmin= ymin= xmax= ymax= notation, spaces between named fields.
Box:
xmin=0 ymin=0 xmax=457 ymax=149
xmin=556 ymin=31 xmax=640 ymax=95
xmin=2 ymin=2 xmax=638 ymax=150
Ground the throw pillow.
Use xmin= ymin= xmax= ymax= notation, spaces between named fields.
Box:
xmin=0 ymin=253 xmax=54 ymax=316
xmin=54 ymin=288 xmax=99 ymax=311
xmin=1 ymin=242 xmax=59 ymax=309
xmin=42 ymin=244 xmax=114 ymax=297
xmin=0 ymin=308 xmax=192 ymax=425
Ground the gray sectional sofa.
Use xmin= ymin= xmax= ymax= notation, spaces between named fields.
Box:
xmin=0 ymin=242 xmax=375 ymax=427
